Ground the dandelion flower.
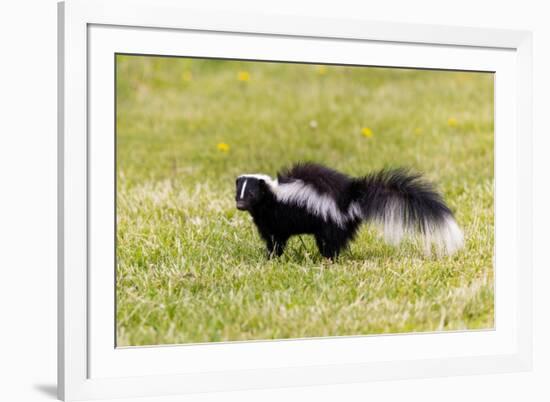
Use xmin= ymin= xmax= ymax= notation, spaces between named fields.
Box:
xmin=217 ymin=142 xmax=230 ymax=152
xmin=181 ymin=71 xmax=193 ymax=82
xmin=447 ymin=117 xmax=458 ymax=127
xmin=317 ymin=66 xmax=327 ymax=75
xmin=238 ymin=71 xmax=250 ymax=81
xmin=309 ymin=120 xmax=318 ymax=129
xmin=361 ymin=127 xmax=373 ymax=138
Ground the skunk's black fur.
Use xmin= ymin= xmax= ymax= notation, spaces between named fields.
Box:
xmin=236 ymin=163 xmax=463 ymax=259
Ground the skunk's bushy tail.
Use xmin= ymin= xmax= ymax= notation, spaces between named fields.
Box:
xmin=351 ymin=169 xmax=464 ymax=256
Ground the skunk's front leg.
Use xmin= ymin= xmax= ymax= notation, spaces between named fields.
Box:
xmin=265 ymin=235 xmax=288 ymax=258
xmin=251 ymin=215 xmax=288 ymax=258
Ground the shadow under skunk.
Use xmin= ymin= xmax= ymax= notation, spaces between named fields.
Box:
xmin=236 ymin=162 xmax=463 ymax=259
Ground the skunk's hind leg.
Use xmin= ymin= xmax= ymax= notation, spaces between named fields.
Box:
xmin=265 ymin=235 xmax=288 ymax=258
xmin=314 ymin=229 xmax=350 ymax=259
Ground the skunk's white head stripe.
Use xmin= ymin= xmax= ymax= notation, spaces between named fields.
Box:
xmin=239 ymin=179 xmax=248 ymax=199
xmin=238 ymin=174 xmax=278 ymax=189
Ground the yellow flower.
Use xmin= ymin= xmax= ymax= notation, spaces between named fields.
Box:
xmin=361 ymin=127 xmax=373 ymax=138
xmin=317 ymin=66 xmax=327 ymax=75
xmin=447 ymin=117 xmax=458 ymax=127
xmin=216 ymin=142 xmax=230 ymax=152
xmin=181 ymin=71 xmax=192 ymax=82
xmin=238 ymin=71 xmax=250 ymax=81
xmin=414 ymin=127 xmax=423 ymax=135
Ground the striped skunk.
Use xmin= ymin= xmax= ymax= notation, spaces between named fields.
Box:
xmin=235 ymin=163 xmax=463 ymax=259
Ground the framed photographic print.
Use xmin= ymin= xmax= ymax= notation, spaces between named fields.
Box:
xmin=58 ymin=0 xmax=533 ymax=400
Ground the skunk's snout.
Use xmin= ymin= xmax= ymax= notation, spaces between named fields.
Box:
xmin=236 ymin=200 xmax=247 ymax=210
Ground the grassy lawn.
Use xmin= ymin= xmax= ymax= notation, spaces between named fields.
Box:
xmin=116 ymin=55 xmax=494 ymax=346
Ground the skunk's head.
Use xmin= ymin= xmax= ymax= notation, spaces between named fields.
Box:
xmin=235 ymin=174 xmax=275 ymax=211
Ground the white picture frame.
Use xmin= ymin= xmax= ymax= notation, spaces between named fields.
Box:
xmin=58 ymin=0 xmax=533 ymax=400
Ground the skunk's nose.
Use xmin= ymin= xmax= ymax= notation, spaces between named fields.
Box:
xmin=236 ymin=200 xmax=247 ymax=210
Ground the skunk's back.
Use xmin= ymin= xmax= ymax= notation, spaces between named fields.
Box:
xmin=277 ymin=162 xmax=353 ymax=202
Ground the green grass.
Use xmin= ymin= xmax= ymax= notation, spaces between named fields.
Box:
xmin=116 ymin=55 xmax=494 ymax=346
